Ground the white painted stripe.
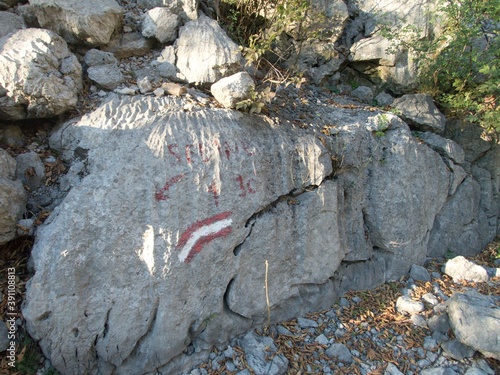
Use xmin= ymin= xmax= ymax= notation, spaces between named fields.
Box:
xmin=177 ymin=218 xmax=233 ymax=262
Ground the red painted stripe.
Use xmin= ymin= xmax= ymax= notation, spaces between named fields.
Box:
xmin=176 ymin=211 xmax=232 ymax=249
xmin=155 ymin=174 xmax=184 ymax=201
xmin=184 ymin=226 xmax=233 ymax=263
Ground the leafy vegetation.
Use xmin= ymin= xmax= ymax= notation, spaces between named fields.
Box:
xmin=383 ymin=0 xmax=500 ymax=134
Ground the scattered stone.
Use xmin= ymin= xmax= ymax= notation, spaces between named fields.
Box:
xmin=351 ymin=85 xmax=373 ymax=103
xmin=30 ymin=0 xmax=124 ymax=47
xmin=411 ymin=314 xmax=427 ymax=328
xmin=211 ymin=72 xmax=255 ymax=109
xmin=88 ymin=65 xmax=124 ymax=91
xmin=441 ymin=339 xmax=476 ymax=361
xmin=138 ymin=77 xmax=153 ymax=94
xmin=0 ymin=124 xmax=25 ymax=148
xmin=422 ymin=293 xmax=439 ymax=306
xmin=443 ymin=256 xmax=489 ymax=282
xmin=114 ymin=87 xmax=137 ymax=95
xmin=392 ymin=94 xmax=447 ymax=133
xmin=351 ymin=296 xmax=362 ymax=304
xmin=424 ymin=336 xmax=439 ymax=351
xmin=0 ymin=11 xmax=25 ymax=39
xmin=157 ymin=61 xmax=179 ymax=80
xmin=142 ymin=7 xmax=180 ymax=43
xmin=339 ymin=297 xmax=349 ymax=307
xmin=447 ymin=290 xmax=500 ymax=360
xmin=275 ymin=325 xmax=292 ymax=336
xmin=420 ymin=368 xmax=459 ymax=375
xmin=161 ymin=82 xmax=187 ymax=96
xmin=176 ymin=14 xmax=242 ymax=84
xmin=396 ymin=295 xmax=425 ymax=315
xmin=15 ymin=152 xmax=45 ymax=191
xmin=465 ymin=368 xmax=489 ymax=375
xmin=410 ymin=264 xmax=431 ymax=282
xmin=153 ymin=88 xmax=165 ymax=97
xmin=385 ymin=362 xmax=404 ymax=375
xmin=0 ymin=29 xmax=82 ymax=119
xmin=325 ymin=343 xmax=353 ymax=364
xmin=83 ymin=49 xmax=118 ymax=67
xmin=237 ymin=331 xmax=289 ymax=375
xmin=315 ymin=334 xmax=329 ymax=345
xmin=0 ymin=148 xmax=27 ymax=245
xmin=17 ymin=217 xmax=35 ymax=236
xmin=297 ymin=317 xmax=318 ymax=329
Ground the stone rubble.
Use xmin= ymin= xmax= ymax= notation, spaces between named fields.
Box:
xmin=183 ymin=256 xmax=500 ymax=375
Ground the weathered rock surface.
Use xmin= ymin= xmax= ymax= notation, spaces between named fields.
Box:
xmin=0 ymin=0 xmax=24 ymax=10
xmin=137 ymin=0 xmax=198 ymax=20
xmin=418 ymin=132 xmax=465 ymax=165
xmin=0 ymin=11 xmax=25 ymax=39
xmin=447 ymin=290 xmax=500 ymax=360
xmin=142 ymin=7 xmax=180 ymax=43
xmin=0 ymin=28 xmax=82 ymax=119
xmin=210 ymin=72 xmax=255 ymax=109
xmin=0 ymin=148 xmax=27 ymax=245
xmin=29 ymin=0 xmax=123 ymax=47
xmin=176 ymin=14 xmax=242 ymax=84
xmin=392 ymin=94 xmax=447 ymax=133
xmin=23 ymin=94 xmax=465 ymax=374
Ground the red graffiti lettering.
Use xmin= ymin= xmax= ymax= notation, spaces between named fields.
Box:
xmin=155 ymin=174 xmax=184 ymax=201
xmin=167 ymin=144 xmax=181 ymax=163
xmin=208 ymin=181 xmax=220 ymax=207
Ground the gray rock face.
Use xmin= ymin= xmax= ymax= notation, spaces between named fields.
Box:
xmin=392 ymin=94 xmax=447 ymax=133
xmin=142 ymin=7 xmax=180 ymax=43
xmin=351 ymin=85 xmax=373 ymax=103
xmin=236 ymin=331 xmax=288 ymax=375
xmin=418 ymin=132 xmax=465 ymax=164
xmin=0 ymin=148 xmax=27 ymax=245
xmin=176 ymin=14 xmax=242 ymax=84
xmin=0 ymin=11 xmax=25 ymax=39
xmin=210 ymin=72 xmax=255 ymax=109
xmin=137 ymin=0 xmax=199 ymax=20
xmin=447 ymin=291 xmax=500 ymax=360
xmin=23 ymin=95 xmax=469 ymax=374
xmin=30 ymin=0 xmax=123 ymax=47
xmin=0 ymin=0 xmax=22 ymax=9
xmin=0 ymin=28 xmax=82 ymax=119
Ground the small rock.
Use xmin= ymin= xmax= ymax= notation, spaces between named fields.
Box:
xmin=338 ymin=297 xmax=349 ymax=307
xmin=325 ymin=343 xmax=353 ymax=364
xmin=410 ymin=264 xmax=431 ymax=282
xmin=422 ymin=293 xmax=439 ymax=306
xmin=465 ymin=368 xmax=488 ymax=375
xmin=0 ymin=124 xmax=25 ymax=148
xmin=443 ymin=256 xmax=489 ymax=282
xmin=224 ymin=346 xmax=234 ymax=359
xmin=114 ymin=87 xmax=137 ymax=95
xmin=103 ymin=32 xmax=154 ymax=59
xmin=427 ymin=314 xmax=451 ymax=334
xmin=424 ymin=336 xmax=439 ymax=350
xmin=153 ymin=88 xmax=165 ymax=97
xmin=87 ymin=64 xmax=124 ymax=90
xmin=15 ymin=151 xmax=45 ymax=191
xmin=441 ymin=339 xmax=476 ymax=360
xmin=385 ymin=362 xmax=404 ymax=375
xmin=420 ymin=368 xmax=458 ymax=375
xmin=138 ymin=77 xmax=153 ymax=94
xmin=315 ymin=334 xmax=329 ymax=345
xmin=275 ymin=325 xmax=292 ymax=336
xmin=297 ymin=317 xmax=318 ymax=329
xmin=396 ymin=296 xmax=424 ymax=315
xmin=351 ymin=86 xmax=373 ymax=103
xmin=83 ymin=49 xmax=117 ymax=67
xmin=351 ymin=296 xmax=362 ymax=304
xmin=411 ymin=314 xmax=427 ymax=328
xmin=211 ymin=72 xmax=255 ymax=109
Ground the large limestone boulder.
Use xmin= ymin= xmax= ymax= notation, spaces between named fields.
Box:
xmin=176 ymin=14 xmax=242 ymax=85
xmin=0 ymin=148 xmax=27 ymax=245
xmin=29 ymin=0 xmax=123 ymax=47
xmin=24 ymin=95 xmax=457 ymax=374
xmin=0 ymin=28 xmax=82 ymax=120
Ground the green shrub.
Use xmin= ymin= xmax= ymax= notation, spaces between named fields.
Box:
xmin=384 ymin=0 xmax=500 ymax=134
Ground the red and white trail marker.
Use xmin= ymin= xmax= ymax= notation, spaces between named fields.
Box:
xmin=176 ymin=211 xmax=233 ymax=263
